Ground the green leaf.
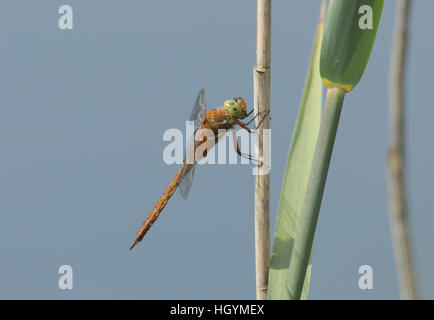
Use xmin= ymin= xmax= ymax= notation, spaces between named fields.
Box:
xmin=320 ymin=0 xmax=384 ymax=91
xmin=285 ymin=86 xmax=345 ymax=300
xmin=267 ymin=9 xmax=324 ymax=300
xmin=283 ymin=0 xmax=385 ymax=300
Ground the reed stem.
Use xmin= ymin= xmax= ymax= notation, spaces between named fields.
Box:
xmin=387 ymin=0 xmax=418 ymax=300
xmin=254 ymin=0 xmax=271 ymax=300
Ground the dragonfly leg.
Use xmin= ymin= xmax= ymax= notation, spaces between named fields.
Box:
xmin=254 ymin=109 xmax=271 ymax=129
xmin=245 ymin=111 xmax=260 ymax=126
xmin=245 ymin=110 xmax=271 ymax=128
xmin=236 ymin=119 xmax=252 ymax=133
xmin=231 ymin=129 xmax=263 ymax=165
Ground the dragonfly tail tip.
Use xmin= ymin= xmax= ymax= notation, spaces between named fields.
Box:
xmin=129 ymin=239 xmax=140 ymax=250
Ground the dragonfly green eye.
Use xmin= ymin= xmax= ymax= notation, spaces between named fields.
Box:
xmin=224 ymin=99 xmax=246 ymax=119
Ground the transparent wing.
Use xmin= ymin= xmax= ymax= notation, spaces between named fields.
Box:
xmin=179 ymin=89 xmax=207 ymax=199
xmin=189 ymin=88 xmax=207 ymax=128
xmin=179 ymin=164 xmax=195 ymax=200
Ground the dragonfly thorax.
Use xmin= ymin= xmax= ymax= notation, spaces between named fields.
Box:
xmin=201 ymin=108 xmax=238 ymax=133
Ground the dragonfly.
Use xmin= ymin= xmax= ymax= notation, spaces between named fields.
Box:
xmin=130 ymin=88 xmax=268 ymax=249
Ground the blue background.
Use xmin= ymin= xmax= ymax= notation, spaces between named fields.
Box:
xmin=0 ymin=0 xmax=433 ymax=299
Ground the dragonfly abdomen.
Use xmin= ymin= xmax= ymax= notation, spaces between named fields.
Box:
xmin=130 ymin=162 xmax=193 ymax=249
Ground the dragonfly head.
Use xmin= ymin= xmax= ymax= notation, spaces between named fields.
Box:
xmin=224 ymin=97 xmax=248 ymax=119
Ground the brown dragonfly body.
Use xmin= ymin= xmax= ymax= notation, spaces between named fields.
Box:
xmin=130 ymin=89 xmax=258 ymax=249
xmin=129 ymin=161 xmax=194 ymax=250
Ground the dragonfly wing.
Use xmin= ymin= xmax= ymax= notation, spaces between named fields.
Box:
xmin=179 ymin=89 xmax=207 ymax=199
xmin=179 ymin=165 xmax=195 ymax=200
xmin=189 ymin=88 xmax=207 ymax=124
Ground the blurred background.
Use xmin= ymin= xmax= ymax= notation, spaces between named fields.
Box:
xmin=0 ymin=0 xmax=433 ymax=299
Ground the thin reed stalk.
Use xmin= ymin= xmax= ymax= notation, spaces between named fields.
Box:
xmin=387 ymin=0 xmax=418 ymax=300
xmin=253 ymin=0 xmax=271 ymax=300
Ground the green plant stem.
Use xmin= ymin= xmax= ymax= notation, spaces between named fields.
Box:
xmin=286 ymin=87 xmax=345 ymax=299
